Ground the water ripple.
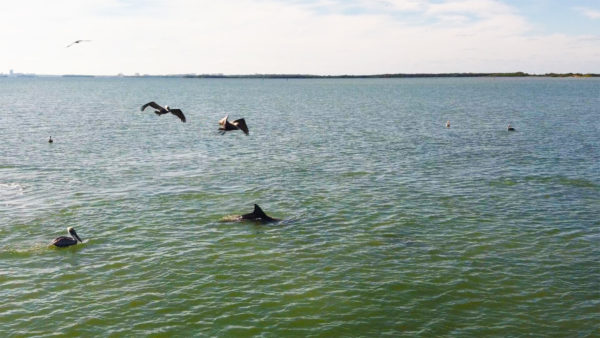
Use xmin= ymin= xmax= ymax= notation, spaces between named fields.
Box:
xmin=1 ymin=78 xmax=599 ymax=336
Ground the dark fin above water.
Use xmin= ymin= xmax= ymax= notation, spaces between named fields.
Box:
xmin=241 ymin=204 xmax=279 ymax=223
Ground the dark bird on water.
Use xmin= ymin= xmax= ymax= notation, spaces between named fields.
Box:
xmin=66 ymin=40 xmax=91 ymax=48
xmin=507 ymin=123 xmax=516 ymax=131
xmin=140 ymin=102 xmax=186 ymax=122
xmin=48 ymin=136 xmax=53 ymax=143
xmin=50 ymin=227 xmax=83 ymax=248
xmin=218 ymin=115 xmax=249 ymax=135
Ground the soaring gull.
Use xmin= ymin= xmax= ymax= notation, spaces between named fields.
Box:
xmin=66 ymin=40 xmax=91 ymax=48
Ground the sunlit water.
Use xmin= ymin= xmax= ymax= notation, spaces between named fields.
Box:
xmin=1 ymin=77 xmax=599 ymax=336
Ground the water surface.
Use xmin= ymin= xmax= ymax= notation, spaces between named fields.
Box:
xmin=1 ymin=77 xmax=599 ymax=336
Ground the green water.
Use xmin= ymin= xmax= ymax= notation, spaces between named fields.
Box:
xmin=1 ymin=77 xmax=599 ymax=336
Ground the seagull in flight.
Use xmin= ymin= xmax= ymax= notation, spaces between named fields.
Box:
xmin=140 ymin=102 xmax=187 ymax=123
xmin=66 ymin=40 xmax=91 ymax=48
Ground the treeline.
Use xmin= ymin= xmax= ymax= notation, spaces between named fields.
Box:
xmin=183 ymin=72 xmax=599 ymax=79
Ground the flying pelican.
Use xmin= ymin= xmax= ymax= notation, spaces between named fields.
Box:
xmin=66 ymin=40 xmax=91 ymax=48
xmin=50 ymin=227 xmax=83 ymax=248
xmin=218 ymin=115 xmax=249 ymax=135
xmin=140 ymin=102 xmax=186 ymax=122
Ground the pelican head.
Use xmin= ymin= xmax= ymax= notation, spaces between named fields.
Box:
xmin=68 ymin=227 xmax=83 ymax=243
xmin=165 ymin=105 xmax=170 ymax=111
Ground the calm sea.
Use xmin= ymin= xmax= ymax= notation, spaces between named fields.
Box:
xmin=1 ymin=77 xmax=599 ymax=336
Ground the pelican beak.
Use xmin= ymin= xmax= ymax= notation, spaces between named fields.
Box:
xmin=72 ymin=230 xmax=83 ymax=243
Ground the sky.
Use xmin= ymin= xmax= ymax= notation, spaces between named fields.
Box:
xmin=1 ymin=0 xmax=599 ymax=75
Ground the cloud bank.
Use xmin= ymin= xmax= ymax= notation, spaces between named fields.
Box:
xmin=1 ymin=0 xmax=599 ymax=75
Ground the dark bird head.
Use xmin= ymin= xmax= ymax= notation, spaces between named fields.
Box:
xmin=68 ymin=227 xmax=83 ymax=243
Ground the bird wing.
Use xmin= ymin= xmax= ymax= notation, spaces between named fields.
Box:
xmin=65 ymin=40 xmax=90 ymax=48
xmin=218 ymin=115 xmax=229 ymax=128
xmin=51 ymin=236 xmax=76 ymax=247
xmin=169 ymin=109 xmax=186 ymax=123
xmin=141 ymin=101 xmax=164 ymax=112
xmin=233 ymin=118 xmax=249 ymax=135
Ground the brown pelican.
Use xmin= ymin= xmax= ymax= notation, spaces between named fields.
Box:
xmin=140 ymin=102 xmax=186 ymax=122
xmin=66 ymin=40 xmax=91 ymax=48
xmin=507 ymin=123 xmax=515 ymax=131
xmin=446 ymin=120 xmax=451 ymax=128
xmin=218 ymin=115 xmax=249 ymax=135
xmin=48 ymin=136 xmax=53 ymax=143
xmin=50 ymin=227 xmax=83 ymax=248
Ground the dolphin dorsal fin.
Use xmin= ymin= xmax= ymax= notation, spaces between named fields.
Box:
xmin=253 ymin=204 xmax=266 ymax=217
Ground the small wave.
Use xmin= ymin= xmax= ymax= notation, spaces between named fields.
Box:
xmin=340 ymin=171 xmax=371 ymax=178
xmin=524 ymin=176 xmax=599 ymax=189
xmin=0 ymin=182 xmax=24 ymax=195
xmin=0 ymin=242 xmax=50 ymax=258
xmin=220 ymin=215 xmax=242 ymax=222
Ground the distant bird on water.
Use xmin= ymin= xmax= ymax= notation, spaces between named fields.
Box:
xmin=507 ymin=123 xmax=516 ymax=131
xmin=48 ymin=136 xmax=53 ymax=143
xmin=218 ymin=115 xmax=249 ymax=135
xmin=140 ymin=102 xmax=186 ymax=122
xmin=66 ymin=40 xmax=91 ymax=48
xmin=446 ymin=120 xmax=451 ymax=128
xmin=50 ymin=227 xmax=83 ymax=248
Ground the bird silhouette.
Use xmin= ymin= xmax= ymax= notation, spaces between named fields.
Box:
xmin=218 ymin=115 xmax=249 ymax=135
xmin=66 ymin=40 xmax=91 ymax=48
xmin=140 ymin=102 xmax=186 ymax=123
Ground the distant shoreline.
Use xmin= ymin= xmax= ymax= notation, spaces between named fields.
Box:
xmin=2 ymin=72 xmax=599 ymax=79
xmin=181 ymin=72 xmax=600 ymax=79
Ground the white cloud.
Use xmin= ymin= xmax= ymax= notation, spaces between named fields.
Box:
xmin=0 ymin=0 xmax=598 ymax=75
xmin=575 ymin=7 xmax=600 ymax=19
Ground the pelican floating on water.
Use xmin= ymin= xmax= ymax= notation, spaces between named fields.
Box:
xmin=140 ymin=102 xmax=186 ymax=122
xmin=218 ymin=115 xmax=249 ymax=135
xmin=507 ymin=123 xmax=515 ymax=131
xmin=51 ymin=227 xmax=83 ymax=248
xmin=48 ymin=136 xmax=53 ymax=143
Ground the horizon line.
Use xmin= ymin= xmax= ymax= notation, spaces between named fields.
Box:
xmin=2 ymin=71 xmax=599 ymax=78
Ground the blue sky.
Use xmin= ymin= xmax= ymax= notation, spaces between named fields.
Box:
xmin=1 ymin=0 xmax=599 ymax=75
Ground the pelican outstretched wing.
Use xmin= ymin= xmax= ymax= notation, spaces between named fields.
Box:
xmin=233 ymin=118 xmax=249 ymax=135
xmin=169 ymin=109 xmax=186 ymax=123
xmin=141 ymin=101 xmax=165 ymax=112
